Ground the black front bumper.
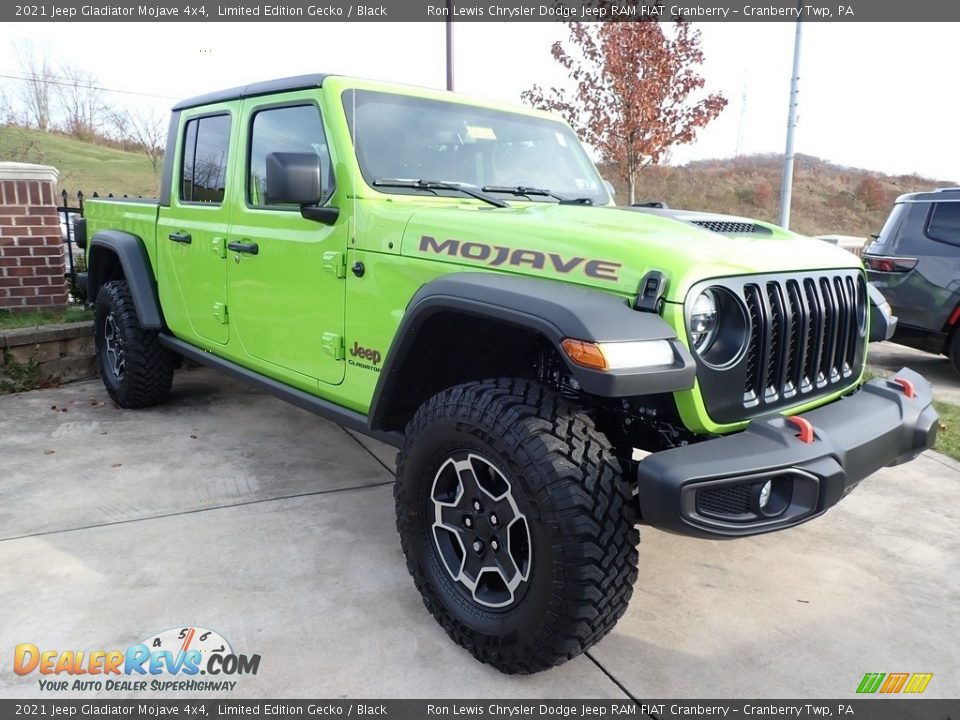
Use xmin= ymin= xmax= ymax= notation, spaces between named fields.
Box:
xmin=636 ymin=367 xmax=938 ymax=538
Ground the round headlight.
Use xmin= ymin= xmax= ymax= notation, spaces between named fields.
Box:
xmin=687 ymin=286 xmax=750 ymax=368
xmin=690 ymin=290 xmax=719 ymax=351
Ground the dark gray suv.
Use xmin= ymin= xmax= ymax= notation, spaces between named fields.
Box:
xmin=865 ymin=187 xmax=960 ymax=373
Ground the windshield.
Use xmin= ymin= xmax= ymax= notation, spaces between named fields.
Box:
xmin=341 ymin=89 xmax=611 ymax=205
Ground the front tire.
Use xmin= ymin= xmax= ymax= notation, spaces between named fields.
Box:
xmin=395 ymin=379 xmax=639 ymax=674
xmin=94 ymin=280 xmax=175 ymax=408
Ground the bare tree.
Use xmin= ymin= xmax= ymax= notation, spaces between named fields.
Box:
xmin=116 ymin=106 xmax=167 ymax=192
xmin=0 ymin=86 xmax=19 ymax=126
xmin=108 ymin=110 xmax=133 ymax=151
xmin=14 ymin=41 xmax=55 ymax=132
xmin=57 ymin=65 xmax=108 ymax=140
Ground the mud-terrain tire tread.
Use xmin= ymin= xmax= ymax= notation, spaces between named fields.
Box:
xmin=95 ymin=280 xmax=175 ymax=408
xmin=395 ymin=378 xmax=639 ymax=674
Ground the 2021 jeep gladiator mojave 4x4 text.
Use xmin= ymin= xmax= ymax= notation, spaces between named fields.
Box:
xmin=76 ymin=74 xmax=938 ymax=674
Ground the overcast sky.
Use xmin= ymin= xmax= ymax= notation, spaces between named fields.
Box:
xmin=2 ymin=21 xmax=957 ymax=181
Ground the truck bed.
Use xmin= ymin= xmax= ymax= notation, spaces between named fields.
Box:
xmin=83 ymin=198 xmax=161 ymax=268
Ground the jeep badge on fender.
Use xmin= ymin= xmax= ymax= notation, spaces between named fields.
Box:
xmin=80 ymin=73 xmax=937 ymax=675
xmin=350 ymin=342 xmax=381 ymax=365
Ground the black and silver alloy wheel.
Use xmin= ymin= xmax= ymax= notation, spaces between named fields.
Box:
xmin=430 ymin=452 xmax=531 ymax=609
xmin=102 ymin=312 xmax=126 ymax=382
xmin=396 ymin=379 xmax=639 ymax=674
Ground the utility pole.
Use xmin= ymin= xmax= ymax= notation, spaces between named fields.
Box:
xmin=734 ymin=77 xmax=748 ymax=158
xmin=779 ymin=14 xmax=803 ymax=229
xmin=445 ymin=0 xmax=454 ymax=91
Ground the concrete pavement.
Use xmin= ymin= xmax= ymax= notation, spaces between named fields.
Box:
xmin=1 ymin=368 xmax=958 ymax=699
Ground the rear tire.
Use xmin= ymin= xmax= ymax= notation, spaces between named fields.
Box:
xmin=395 ymin=379 xmax=639 ymax=674
xmin=94 ymin=280 xmax=175 ymax=408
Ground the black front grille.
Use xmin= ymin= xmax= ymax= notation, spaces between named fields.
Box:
xmin=697 ymin=484 xmax=752 ymax=517
xmin=692 ymin=270 xmax=867 ymax=424
xmin=692 ymin=220 xmax=771 ymax=235
xmin=742 ymin=274 xmax=865 ymax=409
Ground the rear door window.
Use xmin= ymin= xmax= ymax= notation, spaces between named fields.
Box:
xmin=180 ymin=114 xmax=232 ymax=204
xmin=926 ymin=202 xmax=960 ymax=246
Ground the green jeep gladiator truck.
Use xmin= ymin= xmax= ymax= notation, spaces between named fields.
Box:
xmin=75 ymin=74 xmax=938 ymax=674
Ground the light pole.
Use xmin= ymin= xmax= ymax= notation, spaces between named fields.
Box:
xmin=779 ymin=14 xmax=803 ymax=229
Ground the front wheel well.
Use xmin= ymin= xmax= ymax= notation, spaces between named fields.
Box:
xmin=371 ymin=312 xmax=698 ymax=457
xmin=373 ymin=313 xmax=551 ymax=431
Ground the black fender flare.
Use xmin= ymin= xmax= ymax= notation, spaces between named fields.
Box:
xmin=87 ymin=230 xmax=164 ymax=329
xmin=368 ymin=272 xmax=695 ymax=431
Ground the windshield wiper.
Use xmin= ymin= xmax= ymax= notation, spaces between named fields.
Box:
xmin=482 ymin=185 xmax=593 ymax=206
xmin=373 ymin=178 xmax=508 ymax=209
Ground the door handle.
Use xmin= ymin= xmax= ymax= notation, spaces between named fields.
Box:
xmin=168 ymin=231 xmax=192 ymax=244
xmin=227 ymin=241 xmax=259 ymax=256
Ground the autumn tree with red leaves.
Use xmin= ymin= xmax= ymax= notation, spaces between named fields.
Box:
xmin=523 ymin=20 xmax=727 ymax=205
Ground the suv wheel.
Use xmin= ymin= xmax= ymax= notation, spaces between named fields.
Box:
xmin=94 ymin=280 xmax=175 ymax=408
xmin=395 ymin=379 xmax=639 ymax=674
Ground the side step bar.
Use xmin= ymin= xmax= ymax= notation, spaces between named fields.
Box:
xmin=159 ymin=334 xmax=403 ymax=448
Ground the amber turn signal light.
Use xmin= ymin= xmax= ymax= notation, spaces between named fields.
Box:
xmin=561 ymin=339 xmax=607 ymax=370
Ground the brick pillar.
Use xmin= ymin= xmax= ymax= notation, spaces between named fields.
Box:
xmin=0 ymin=162 xmax=69 ymax=311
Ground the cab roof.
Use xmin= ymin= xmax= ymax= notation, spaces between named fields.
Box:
xmin=172 ymin=74 xmax=331 ymax=111
xmin=170 ymin=73 xmax=558 ymax=122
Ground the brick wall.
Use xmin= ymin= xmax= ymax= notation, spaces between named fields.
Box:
xmin=0 ymin=162 xmax=69 ymax=311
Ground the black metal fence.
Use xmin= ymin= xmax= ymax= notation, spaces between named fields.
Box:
xmin=58 ymin=189 xmax=84 ymax=285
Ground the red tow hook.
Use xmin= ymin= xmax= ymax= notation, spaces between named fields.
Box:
xmin=893 ymin=376 xmax=916 ymax=399
xmin=786 ymin=415 xmax=815 ymax=444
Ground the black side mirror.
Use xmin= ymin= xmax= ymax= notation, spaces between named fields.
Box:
xmin=264 ymin=152 xmax=339 ymax=224
xmin=264 ymin=152 xmax=323 ymax=206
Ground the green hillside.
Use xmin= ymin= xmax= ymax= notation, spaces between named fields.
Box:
xmin=0 ymin=125 xmax=157 ymax=198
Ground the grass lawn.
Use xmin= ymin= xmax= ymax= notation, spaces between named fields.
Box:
xmin=0 ymin=306 xmax=93 ymax=331
xmin=932 ymin=400 xmax=960 ymax=463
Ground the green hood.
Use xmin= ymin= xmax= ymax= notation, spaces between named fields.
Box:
xmin=400 ymin=203 xmax=862 ymax=303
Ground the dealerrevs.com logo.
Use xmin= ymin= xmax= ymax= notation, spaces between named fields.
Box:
xmin=14 ymin=626 xmax=261 ymax=692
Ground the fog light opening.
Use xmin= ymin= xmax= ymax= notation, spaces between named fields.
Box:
xmin=758 ymin=480 xmax=772 ymax=510
xmin=752 ymin=475 xmax=793 ymax=517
